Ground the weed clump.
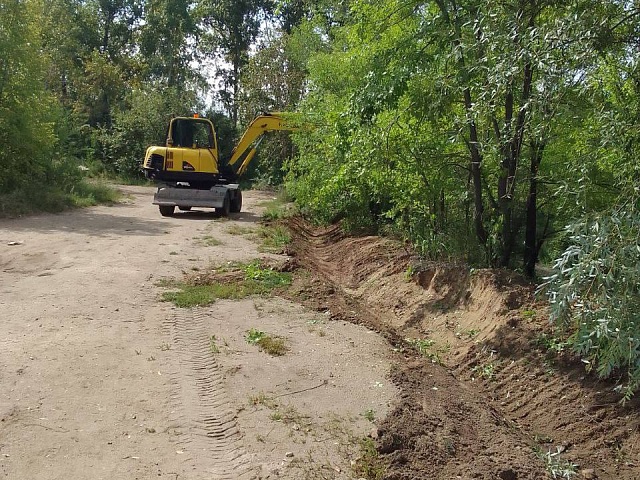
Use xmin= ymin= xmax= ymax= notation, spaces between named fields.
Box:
xmin=245 ymin=328 xmax=288 ymax=356
xmin=159 ymin=260 xmax=292 ymax=307
xmin=352 ymin=438 xmax=386 ymax=480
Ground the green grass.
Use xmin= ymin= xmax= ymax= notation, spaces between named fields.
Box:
xmin=0 ymin=180 xmax=121 ymax=217
xmin=160 ymin=260 xmax=292 ymax=308
xmin=352 ymin=438 xmax=386 ymax=480
xmin=245 ymin=328 xmax=288 ymax=356
xmin=249 ymin=392 xmax=276 ymax=407
xmin=162 ymin=282 xmax=269 ymax=307
xmin=533 ymin=333 xmax=569 ymax=354
xmin=209 ymin=335 xmax=220 ymax=354
xmin=258 ymin=190 xmax=297 ymax=221
xmin=258 ymin=225 xmax=292 ymax=253
xmin=226 ymin=225 xmax=257 ymax=235
xmin=405 ymin=337 xmax=449 ymax=364
xmin=362 ymin=409 xmax=375 ymax=422
xmin=200 ymin=235 xmax=223 ymax=246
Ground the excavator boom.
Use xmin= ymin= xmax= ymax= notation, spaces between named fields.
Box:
xmin=228 ymin=113 xmax=296 ymax=175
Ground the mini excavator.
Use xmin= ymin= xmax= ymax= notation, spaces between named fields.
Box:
xmin=142 ymin=112 xmax=295 ymax=217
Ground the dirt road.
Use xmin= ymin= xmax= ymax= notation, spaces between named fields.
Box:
xmin=0 ymin=186 xmax=397 ymax=479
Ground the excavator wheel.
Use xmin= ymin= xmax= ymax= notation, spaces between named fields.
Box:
xmin=230 ymin=190 xmax=242 ymax=213
xmin=215 ymin=194 xmax=231 ymax=217
xmin=159 ymin=205 xmax=175 ymax=217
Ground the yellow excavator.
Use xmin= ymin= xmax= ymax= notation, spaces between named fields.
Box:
xmin=142 ymin=112 xmax=294 ymax=217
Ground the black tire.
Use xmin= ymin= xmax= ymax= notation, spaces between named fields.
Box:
xmin=215 ymin=193 xmax=231 ymax=217
xmin=159 ymin=205 xmax=175 ymax=217
xmin=230 ymin=190 xmax=242 ymax=213
xmin=178 ymin=206 xmax=192 ymax=211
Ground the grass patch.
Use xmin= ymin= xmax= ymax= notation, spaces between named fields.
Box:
xmin=258 ymin=224 xmax=291 ymax=253
xmin=162 ymin=282 xmax=269 ymax=307
xmin=226 ymin=225 xmax=257 ymax=235
xmin=405 ymin=337 xmax=450 ymax=364
xmin=200 ymin=235 xmax=223 ymax=246
xmin=352 ymin=438 xmax=386 ymax=480
xmin=362 ymin=409 xmax=375 ymax=422
xmin=242 ymin=260 xmax=292 ymax=288
xmin=471 ymin=362 xmax=497 ymax=380
xmin=533 ymin=332 xmax=569 ymax=354
xmin=160 ymin=260 xmax=292 ymax=308
xmin=245 ymin=328 xmax=288 ymax=356
xmin=0 ymin=180 xmax=121 ymax=217
xmin=258 ymin=190 xmax=296 ymax=221
xmin=249 ymin=392 xmax=276 ymax=408
xmin=209 ymin=335 xmax=220 ymax=354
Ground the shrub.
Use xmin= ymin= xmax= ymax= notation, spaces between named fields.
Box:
xmin=542 ymin=200 xmax=640 ymax=400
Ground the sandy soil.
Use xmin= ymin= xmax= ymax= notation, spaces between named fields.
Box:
xmin=0 ymin=186 xmax=397 ymax=479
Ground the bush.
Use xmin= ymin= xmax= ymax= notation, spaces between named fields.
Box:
xmin=542 ymin=200 xmax=640 ymax=400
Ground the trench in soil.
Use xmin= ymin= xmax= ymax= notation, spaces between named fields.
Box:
xmin=284 ymin=217 xmax=640 ymax=480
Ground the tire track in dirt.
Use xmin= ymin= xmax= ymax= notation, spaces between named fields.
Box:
xmin=164 ymin=309 xmax=253 ymax=479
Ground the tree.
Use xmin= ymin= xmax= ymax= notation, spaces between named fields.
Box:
xmin=198 ymin=0 xmax=271 ymax=126
xmin=238 ymin=32 xmax=306 ymax=183
xmin=286 ymin=0 xmax=632 ymax=272
xmin=139 ymin=0 xmax=198 ymax=86
xmin=0 ymin=0 xmax=58 ymax=193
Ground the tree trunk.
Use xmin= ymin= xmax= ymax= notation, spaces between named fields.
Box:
xmin=524 ymin=141 xmax=544 ymax=277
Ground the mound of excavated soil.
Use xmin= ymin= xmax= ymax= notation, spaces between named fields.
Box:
xmin=286 ymin=217 xmax=640 ymax=480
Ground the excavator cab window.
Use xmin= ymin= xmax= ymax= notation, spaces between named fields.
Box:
xmin=192 ymin=122 xmax=213 ymax=148
xmin=170 ymin=119 xmax=214 ymax=148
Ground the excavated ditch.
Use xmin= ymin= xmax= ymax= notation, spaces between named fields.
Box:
xmin=285 ymin=217 xmax=640 ymax=480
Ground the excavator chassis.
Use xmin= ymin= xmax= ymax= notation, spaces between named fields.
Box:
xmin=152 ymin=184 xmax=242 ymax=216
xmin=153 ymin=185 xmax=235 ymax=209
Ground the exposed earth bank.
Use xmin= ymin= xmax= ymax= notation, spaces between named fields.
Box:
xmin=286 ymin=218 xmax=640 ymax=480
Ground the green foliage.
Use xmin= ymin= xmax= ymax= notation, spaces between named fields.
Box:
xmin=242 ymin=260 xmax=292 ymax=288
xmin=0 ymin=180 xmax=120 ymax=217
xmin=139 ymin=0 xmax=198 ymax=87
xmin=362 ymin=408 xmax=375 ymax=422
xmin=0 ymin=0 xmax=57 ymax=193
xmin=198 ymin=0 xmax=271 ymax=124
xmin=209 ymin=335 xmax=220 ymax=354
xmin=471 ymin=363 xmax=496 ymax=381
xmin=246 ymin=328 xmax=267 ymax=344
xmin=96 ymin=86 xmax=199 ymax=178
xmin=259 ymin=189 xmax=297 ymax=220
xmin=542 ymin=200 xmax=640 ymax=399
xmin=285 ymin=0 xmax=636 ymax=270
xmin=353 ymin=437 xmax=386 ymax=480
xmin=258 ymin=225 xmax=292 ymax=253
xmin=535 ymin=447 xmax=578 ymax=479
xmin=405 ymin=337 xmax=448 ymax=363
xmin=239 ymin=33 xmax=306 ymax=185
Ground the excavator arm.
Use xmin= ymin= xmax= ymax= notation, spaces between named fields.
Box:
xmin=227 ymin=112 xmax=296 ymax=176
